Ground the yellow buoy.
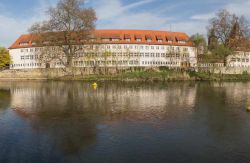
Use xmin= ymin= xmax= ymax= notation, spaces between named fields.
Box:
xmin=248 ymin=106 xmax=250 ymax=111
xmin=92 ymin=82 xmax=98 ymax=90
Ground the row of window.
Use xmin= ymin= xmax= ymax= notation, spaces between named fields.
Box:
xmin=21 ymin=55 xmax=39 ymax=60
xmin=73 ymin=60 xmax=140 ymax=66
xmin=11 ymin=60 xmax=184 ymax=68
xmin=236 ymin=52 xmax=250 ymax=56
xmin=228 ymin=64 xmax=250 ymax=67
xmin=142 ymin=61 xmax=178 ymax=65
xmin=20 ymin=52 xmax=190 ymax=60
xmin=230 ymin=58 xmax=250 ymax=62
xmin=20 ymin=45 xmax=190 ymax=53
xmin=11 ymin=63 xmax=42 ymax=67
xmin=100 ymin=38 xmax=185 ymax=44
xmin=73 ymin=60 xmax=179 ymax=66
xmin=19 ymin=37 xmax=186 ymax=46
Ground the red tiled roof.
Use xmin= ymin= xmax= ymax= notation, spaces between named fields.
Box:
xmin=9 ymin=29 xmax=193 ymax=49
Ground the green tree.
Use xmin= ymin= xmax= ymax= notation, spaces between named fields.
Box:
xmin=211 ymin=44 xmax=232 ymax=65
xmin=190 ymin=33 xmax=207 ymax=55
xmin=0 ymin=47 xmax=10 ymax=69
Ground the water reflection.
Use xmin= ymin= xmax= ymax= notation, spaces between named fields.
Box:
xmin=0 ymin=88 xmax=10 ymax=111
xmin=5 ymin=82 xmax=198 ymax=120
xmin=0 ymin=81 xmax=250 ymax=162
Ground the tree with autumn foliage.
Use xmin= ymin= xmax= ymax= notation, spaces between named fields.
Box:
xmin=207 ymin=9 xmax=250 ymax=47
xmin=207 ymin=9 xmax=250 ymax=65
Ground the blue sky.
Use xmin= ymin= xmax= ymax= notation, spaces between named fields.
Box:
xmin=0 ymin=0 xmax=250 ymax=47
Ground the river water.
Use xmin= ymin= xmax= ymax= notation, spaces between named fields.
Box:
xmin=0 ymin=81 xmax=249 ymax=163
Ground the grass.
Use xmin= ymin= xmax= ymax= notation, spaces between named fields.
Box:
xmin=57 ymin=69 xmax=194 ymax=81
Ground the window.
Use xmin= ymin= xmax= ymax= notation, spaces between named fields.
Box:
xmin=136 ymin=38 xmax=142 ymax=42
xmin=19 ymin=42 xmax=29 ymax=46
xmin=178 ymin=41 xmax=186 ymax=44
xmin=102 ymin=39 xmax=109 ymax=42
xmin=146 ymin=39 xmax=152 ymax=42
xmin=125 ymin=38 xmax=131 ymax=42
xmin=112 ymin=38 xmax=120 ymax=41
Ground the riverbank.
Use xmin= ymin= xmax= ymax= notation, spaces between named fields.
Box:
xmin=57 ymin=71 xmax=250 ymax=81
xmin=1 ymin=68 xmax=250 ymax=81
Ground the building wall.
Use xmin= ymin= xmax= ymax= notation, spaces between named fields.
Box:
xmin=10 ymin=44 xmax=197 ymax=70
xmin=227 ymin=51 xmax=250 ymax=68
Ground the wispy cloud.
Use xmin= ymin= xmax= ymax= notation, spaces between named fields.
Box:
xmin=0 ymin=0 xmax=51 ymax=47
xmin=1 ymin=0 xmax=250 ymax=47
xmin=93 ymin=0 xmax=171 ymax=30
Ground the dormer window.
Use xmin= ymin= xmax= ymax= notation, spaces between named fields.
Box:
xmin=135 ymin=35 xmax=142 ymax=42
xmin=101 ymin=35 xmax=111 ymax=42
xmin=146 ymin=39 xmax=152 ymax=42
xmin=124 ymin=34 xmax=131 ymax=42
xmin=19 ymin=42 xmax=29 ymax=46
xmin=111 ymin=38 xmax=120 ymax=41
xmin=166 ymin=36 xmax=173 ymax=43
xmin=101 ymin=38 xmax=110 ymax=42
xmin=136 ymin=38 xmax=142 ymax=42
xmin=176 ymin=36 xmax=187 ymax=44
xmin=156 ymin=35 xmax=163 ymax=42
xmin=178 ymin=41 xmax=186 ymax=44
xmin=111 ymin=35 xmax=121 ymax=42
xmin=145 ymin=35 xmax=152 ymax=42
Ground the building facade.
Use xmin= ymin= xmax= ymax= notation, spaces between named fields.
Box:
xmin=227 ymin=51 xmax=250 ymax=68
xmin=9 ymin=30 xmax=197 ymax=69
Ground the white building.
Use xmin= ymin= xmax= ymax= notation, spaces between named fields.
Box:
xmin=227 ymin=51 xmax=250 ymax=68
xmin=9 ymin=29 xmax=197 ymax=69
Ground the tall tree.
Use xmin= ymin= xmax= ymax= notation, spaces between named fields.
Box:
xmin=207 ymin=28 xmax=218 ymax=50
xmin=190 ymin=33 xmax=207 ymax=55
xmin=0 ymin=47 xmax=10 ymax=69
xmin=29 ymin=0 xmax=97 ymax=68
xmin=207 ymin=9 xmax=250 ymax=46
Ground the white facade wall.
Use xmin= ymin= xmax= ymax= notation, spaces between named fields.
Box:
xmin=10 ymin=44 xmax=197 ymax=69
xmin=227 ymin=51 xmax=250 ymax=68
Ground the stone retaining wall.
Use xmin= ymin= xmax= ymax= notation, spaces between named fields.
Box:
xmin=198 ymin=67 xmax=250 ymax=74
xmin=0 ymin=67 xmax=143 ymax=79
xmin=0 ymin=67 xmax=250 ymax=80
